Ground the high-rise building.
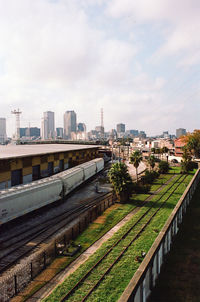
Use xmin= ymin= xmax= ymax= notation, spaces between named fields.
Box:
xmin=116 ymin=123 xmax=125 ymax=133
xmin=56 ymin=127 xmax=64 ymax=138
xmin=139 ymin=131 xmax=146 ymax=139
xmin=20 ymin=127 xmax=40 ymax=138
xmin=0 ymin=118 xmax=7 ymax=144
xmin=176 ymin=128 xmax=186 ymax=138
xmin=63 ymin=111 xmax=77 ymax=139
xmin=126 ymin=129 xmax=139 ymax=137
xmin=41 ymin=111 xmax=55 ymax=140
xmin=77 ymin=123 xmax=86 ymax=132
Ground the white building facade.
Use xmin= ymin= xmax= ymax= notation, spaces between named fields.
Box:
xmin=41 ymin=111 xmax=55 ymax=140
xmin=63 ymin=111 xmax=77 ymax=139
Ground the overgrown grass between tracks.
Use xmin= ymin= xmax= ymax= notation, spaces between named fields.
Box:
xmin=43 ymin=169 xmax=195 ymax=302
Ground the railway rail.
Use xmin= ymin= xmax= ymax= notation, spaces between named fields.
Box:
xmin=0 ymin=192 xmax=114 ymax=274
xmin=55 ymin=174 xmax=187 ymax=302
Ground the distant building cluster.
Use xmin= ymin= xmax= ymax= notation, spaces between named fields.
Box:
xmin=0 ymin=109 xmax=189 ymax=147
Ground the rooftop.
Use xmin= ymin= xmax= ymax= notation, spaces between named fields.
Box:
xmin=0 ymin=144 xmax=99 ymax=160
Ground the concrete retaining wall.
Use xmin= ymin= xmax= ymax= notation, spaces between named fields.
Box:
xmin=118 ymin=169 xmax=200 ymax=302
xmin=0 ymin=193 xmax=115 ymax=302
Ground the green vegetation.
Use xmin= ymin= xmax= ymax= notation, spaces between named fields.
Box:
xmin=108 ymin=162 xmax=132 ymax=202
xmin=43 ymin=168 xmax=196 ymax=302
xmin=130 ymin=150 xmax=143 ymax=182
xmin=147 ymin=154 xmax=156 ymax=171
xmin=158 ymin=160 xmax=170 ymax=173
xmin=183 ymin=129 xmax=200 ymax=158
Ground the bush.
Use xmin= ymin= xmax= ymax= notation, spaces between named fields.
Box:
xmin=141 ymin=170 xmax=159 ymax=184
xmin=158 ymin=161 xmax=169 ymax=174
xmin=181 ymin=161 xmax=198 ymax=173
xmin=132 ymin=182 xmax=151 ymax=194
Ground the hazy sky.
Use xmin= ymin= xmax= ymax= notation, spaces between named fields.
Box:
xmin=0 ymin=0 xmax=200 ymax=136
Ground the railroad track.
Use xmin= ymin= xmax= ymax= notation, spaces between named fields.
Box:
xmin=0 ymin=192 xmax=114 ymax=274
xmin=57 ymin=174 xmax=187 ymax=302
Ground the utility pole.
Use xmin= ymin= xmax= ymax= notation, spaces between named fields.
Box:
xmin=11 ymin=109 xmax=22 ymax=142
xmin=101 ymin=108 xmax=104 ymax=140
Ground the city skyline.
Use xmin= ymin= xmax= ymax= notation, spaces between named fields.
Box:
xmin=0 ymin=1 xmax=200 ymax=136
xmin=0 ymin=109 xmax=187 ymax=140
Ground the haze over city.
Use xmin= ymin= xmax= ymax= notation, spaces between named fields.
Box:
xmin=0 ymin=0 xmax=200 ymax=136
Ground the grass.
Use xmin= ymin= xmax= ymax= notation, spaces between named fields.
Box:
xmin=43 ymin=169 xmax=196 ymax=302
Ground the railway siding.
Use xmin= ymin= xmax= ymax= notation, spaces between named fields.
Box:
xmin=43 ymin=171 xmax=195 ymax=302
xmin=0 ymin=194 xmax=114 ymax=302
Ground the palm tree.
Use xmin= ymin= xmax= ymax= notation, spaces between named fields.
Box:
xmin=130 ymin=150 xmax=143 ymax=182
xmin=161 ymin=147 xmax=169 ymax=160
xmin=108 ymin=162 xmax=132 ymax=202
xmin=151 ymin=147 xmax=156 ymax=154
xmin=147 ymin=155 xmax=156 ymax=171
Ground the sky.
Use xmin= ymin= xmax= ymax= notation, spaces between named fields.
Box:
xmin=0 ymin=0 xmax=200 ymax=137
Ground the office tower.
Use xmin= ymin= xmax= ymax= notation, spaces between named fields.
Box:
xmin=77 ymin=123 xmax=86 ymax=132
xmin=0 ymin=118 xmax=7 ymax=144
xmin=116 ymin=123 xmax=125 ymax=133
xmin=126 ymin=130 xmax=139 ymax=137
xmin=176 ymin=128 xmax=186 ymax=138
xmin=41 ymin=111 xmax=55 ymax=140
xmin=20 ymin=128 xmax=26 ymax=138
xmin=63 ymin=111 xmax=77 ymax=139
xmin=56 ymin=127 xmax=64 ymax=138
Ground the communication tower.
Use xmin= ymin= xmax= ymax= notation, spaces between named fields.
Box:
xmin=11 ymin=109 xmax=22 ymax=140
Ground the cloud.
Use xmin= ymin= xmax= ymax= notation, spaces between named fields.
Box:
xmin=0 ymin=0 xmax=199 ymax=137
xmin=106 ymin=0 xmax=200 ymax=66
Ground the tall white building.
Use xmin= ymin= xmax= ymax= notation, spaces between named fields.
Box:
xmin=63 ymin=111 xmax=77 ymax=139
xmin=41 ymin=111 xmax=55 ymax=140
xmin=0 ymin=118 xmax=7 ymax=144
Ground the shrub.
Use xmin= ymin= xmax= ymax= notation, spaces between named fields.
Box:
xmin=141 ymin=170 xmax=159 ymax=184
xmin=158 ymin=161 xmax=169 ymax=174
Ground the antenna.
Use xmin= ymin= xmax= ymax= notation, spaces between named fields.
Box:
xmin=101 ymin=108 xmax=104 ymax=139
xmin=11 ymin=108 xmax=22 ymax=140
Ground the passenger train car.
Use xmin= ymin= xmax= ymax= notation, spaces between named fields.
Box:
xmin=0 ymin=158 xmax=104 ymax=225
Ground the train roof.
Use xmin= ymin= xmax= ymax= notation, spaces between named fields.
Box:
xmin=0 ymin=144 xmax=99 ymax=160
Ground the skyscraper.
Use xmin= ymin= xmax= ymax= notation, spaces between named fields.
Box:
xmin=176 ymin=128 xmax=186 ymax=138
xmin=116 ymin=123 xmax=125 ymax=133
xmin=63 ymin=111 xmax=77 ymax=139
xmin=56 ymin=127 xmax=64 ymax=138
xmin=41 ymin=111 xmax=55 ymax=140
xmin=0 ymin=118 xmax=7 ymax=144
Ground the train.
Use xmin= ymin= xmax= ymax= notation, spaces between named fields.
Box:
xmin=0 ymin=158 xmax=104 ymax=225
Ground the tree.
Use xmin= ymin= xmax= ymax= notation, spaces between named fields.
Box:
xmin=147 ymin=155 xmax=156 ymax=171
xmin=151 ymin=147 xmax=156 ymax=154
xmin=158 ymin=161 xmax=169 ymax=174
xmin=161 ymin=146 xmax=169 ymax=154
xmin=130 ymin=150 xmax=143 ymax=182
xmin=182 ymin=130 xmax=200 ymax=158
xmin=181 ymin=147 xmax=192 ymax=173
xmin=108 ymin=162 xmax=132 ymax=202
